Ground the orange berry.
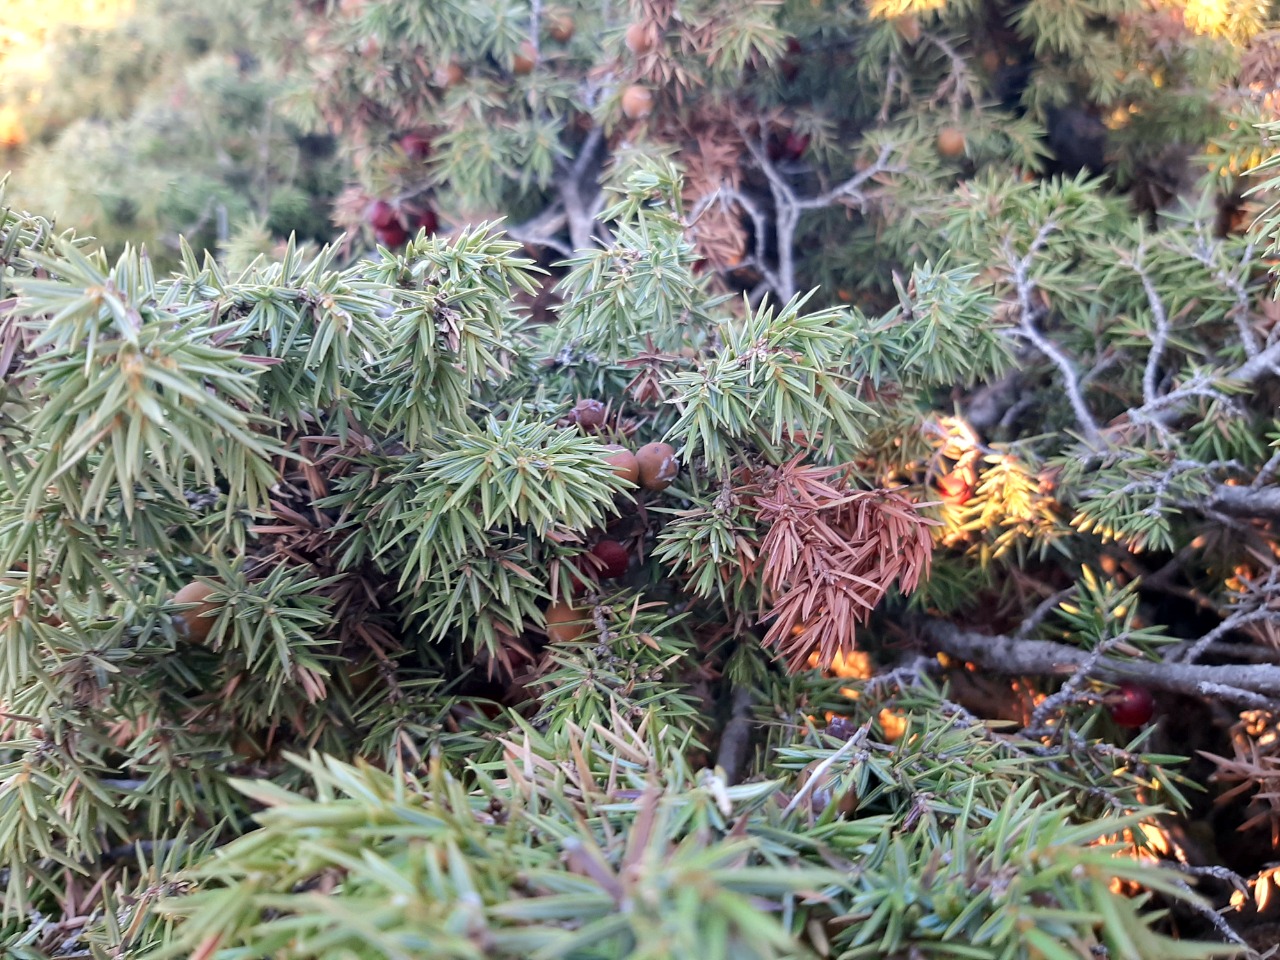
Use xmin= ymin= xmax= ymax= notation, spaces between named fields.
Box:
xmin=625 ymin=21 xmax=654 ymax=55
xmin=635 ymin=442 xmax=678 ymax=491
xmin=621 ymin=85 xmax=653 ymax=120
xmin=937 ymin=126 xmax=966 ymax=158
xmin=348 ymin=659 xmax=381 ymax=696
xmin=547 ymin=10 xmax=575 ymax=42
xmin=436 ymin=61 xmax=466 ymax=87
xmin=170 ymin=580 xmax=223 ymax=644
xmin=513 ymin=41 xmax=537 ymax=75
xmin=937 ymin=472 xmax=974 ymax=505
xmin=230 ymin=730 xmax=266 ymax=760
xmin=601 ymin=444 xmax=640 ymax=485
xmin=544 ymin=601 xmax=589 ymax=642
xmin=571 ymin=398 xmax=606 ymax=430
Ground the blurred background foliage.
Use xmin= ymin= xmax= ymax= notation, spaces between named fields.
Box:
xmin=0 ymin=0 xmax=344 ymax=270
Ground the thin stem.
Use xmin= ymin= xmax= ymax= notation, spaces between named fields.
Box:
xmin=1002 ymin=232 xmax=1101 ymax=444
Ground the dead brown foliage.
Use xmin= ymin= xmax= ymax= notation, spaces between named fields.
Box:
xmin=739 ymin=458 xmax=935 ymax=671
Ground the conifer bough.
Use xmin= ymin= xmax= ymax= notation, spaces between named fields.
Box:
xmin=0 ymin=149 xmax=1252 ymax=959
xmin=5 ymin=0 xmax=1280 ymax=955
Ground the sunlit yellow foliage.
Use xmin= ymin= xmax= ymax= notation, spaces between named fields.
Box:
xmin=0 ymin=0 xmax=132 ymax=38
xmin=0 ymin=0 xmax=134 ymax=146
xmin=865 ymin=0 xmax=948 ymax=19
xmin=0 ymin=105 xmax=24 ymax=148
xmin=1104 ymin=104 xmax=1137 ymax=132
xmin=1163 ymin=0 xmax=1268 ymax=43
xmin=877 ymin=708 xmax=908 ymax=741
xmin=824 ymin=649 xmax=874 ymax=681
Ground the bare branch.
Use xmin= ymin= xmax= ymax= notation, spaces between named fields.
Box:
xmin=1027 ymin=631 xmax=1134 ymax=733
xmin=716 ymin=185 xmax=783 ymax=293
xmin=554 ymin=117 xmax=607 ymax=253
xmin=715 ymin=685 xmax=754 ymax=785
xmin=571 ymin=125 xmax=605 ymax=183
xmin=1188 ymin=224 xmax=1259 ymax=358
xmin=782 ymin=730 xmax=862 ymax=817
xmin=505 ymin=204 xmax=572 ymax=257
xmin=1001 ymin=233 xmax=1102 ymax=444
xmin=1207 ymin=483 xmax=1280 ymax=520
xmin=529 ymin=0 xmax=542 ymax=59
xmin=1014 ymin=587 xmax=1077 ymax=639
xmin=737 ymin=124 xmax=800 ymax=300
xmin=1253 ymin=450 xmax=1280 ymax=488
xmin=1230 ymin=337 xmax=1280 ymax=384
xmin=793 ymin=143 xmax=898 ymax=211
xmin=1128 ymin=242 xmax=1170 ymax=407
xmin=918 ymin=618 xmax=1280 ymax=707
xmin=920 ymin=30 xmax=974 ymax=116
xmin=735 ymin=122 xmax=900 ymax=302
xmin=1178 ymin=565 xmax=1280 ymax=664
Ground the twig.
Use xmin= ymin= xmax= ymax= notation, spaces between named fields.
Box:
xmin=1187 ymin=224 xmax=1259 ymax=359
xmin=1179 ymin=609 xmax=1275 ymax=665
xmin=736 ymin=122 xmax=900 ymax=302
xmin=867 ymin=660 xmax=1133 ymax=813
xmin=529 ymin=0 xmax=542 ymax=59
xmin=555 ymin=117 xmax=607 ymax=253
xmin=1252 ymin=450 xmax=1280 ymax=488
xmin=1127 ymin=242 xmax=1170 ymax=407
xmin=793 ymin=144 xmax=897 ymax=212
xmin=1165 ymin=639 xmax=1280 ymax=664
xmin=1025 ymin=632 xmax=1133 ymax=734
xmin=1166 ymin=873 xmax=1254 ymax=954
xmin=920 ymin=30 xmax=973 ymax=117
xmin=1014 ymin=586 xmax=1076 ymax=639
xmin=782 ymin=731 xmax=861 ymax=817
xmin=1172 ymin=862 xmax=1250 ymax=893
xmin=879 ymin=57 xmax=903 ymax=123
